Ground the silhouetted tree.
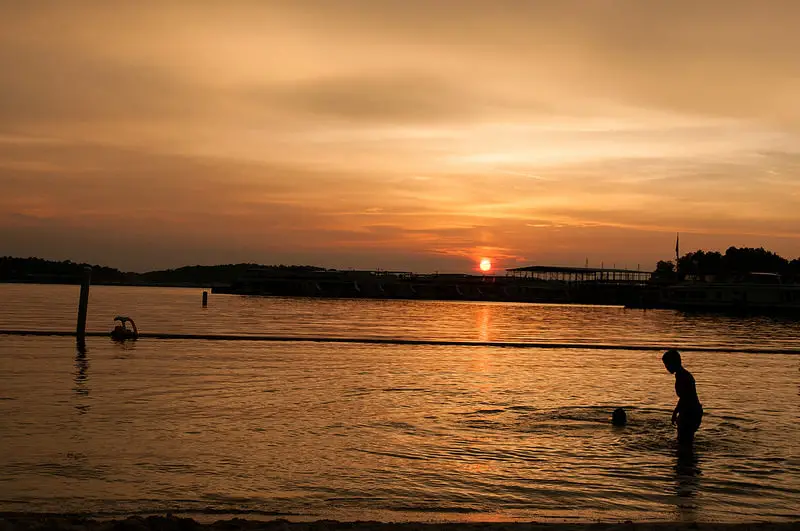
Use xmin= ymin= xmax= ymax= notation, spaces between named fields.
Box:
xmin=0 ymin=257 xmax=128 ymax=283
xmin=0 ymin=257 xmax=327 ymax=286
xmin=723 ymin=246 xmax=787 ymax=275
xmin=652 ymin=260 xmax=676 ymax=282
xmin=676 ymin=250 xmax=724 ymax=279
xmin=672 ymin=247 xmax=796 ymax=281
xmin=656 ymin=260 xmax=675 ymax=273
xmin=786 ymin=258 xmax=800 ymax=282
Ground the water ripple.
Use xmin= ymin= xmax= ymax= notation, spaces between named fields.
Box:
xmin=0 ymin=286 xmax=798 ymax=522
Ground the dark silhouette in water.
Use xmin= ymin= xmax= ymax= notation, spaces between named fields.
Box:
xmin=674 ymin=447 xmax=702 ymax=520
xmin=74 ymin=345 xmax=90 ymax=414
xmin=611 ymin=407 xmax=627 ymax=426
xmin=662 ymin=349 xmax=703 ymax=447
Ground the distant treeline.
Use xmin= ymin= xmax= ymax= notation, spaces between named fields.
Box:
xmin=655 ymin=247 xmax=800 ymax=282
xmin=5 ymin=247 xmax=800 ymax=287
xmin=0 ymin=257 xmax=327 ymax=286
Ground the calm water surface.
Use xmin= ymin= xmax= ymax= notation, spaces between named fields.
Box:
xmin=0 ymin=285 xmax=798 ymax=522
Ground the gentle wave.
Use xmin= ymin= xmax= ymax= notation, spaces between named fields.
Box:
xmin=2 ymin=284 xmax=800 ymax=351
xmin=0 ymin=286 xmax=798 ymax=522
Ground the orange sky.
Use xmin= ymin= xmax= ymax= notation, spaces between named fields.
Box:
xmin=1 ymin=1 xmax=799 ymax=272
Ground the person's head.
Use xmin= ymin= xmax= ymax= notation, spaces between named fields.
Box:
xmin=662 ymin=349 xmax=682 ymax=373
xmin=612 ymin=407 xmax=627 ymax=426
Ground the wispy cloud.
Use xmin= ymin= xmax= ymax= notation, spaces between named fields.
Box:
xmin=1 ymin=1 xmax=799 ymax=270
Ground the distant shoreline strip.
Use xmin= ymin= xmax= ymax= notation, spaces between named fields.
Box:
xmin=0 ymin=329 xmax=798 ymax=355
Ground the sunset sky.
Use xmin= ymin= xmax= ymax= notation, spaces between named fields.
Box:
xmin=1 ymin=1 xmax=799 ymax=273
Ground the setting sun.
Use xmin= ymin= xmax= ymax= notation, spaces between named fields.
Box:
xmin=479 ymin=258 xmax=492 ymax=272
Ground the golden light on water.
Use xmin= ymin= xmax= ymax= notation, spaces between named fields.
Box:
xmin=1 ymin=285 xmax=799 ymax=521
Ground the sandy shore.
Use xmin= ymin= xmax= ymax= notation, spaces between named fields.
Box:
xmin=0 ymin=516 xmax=797 ymax=531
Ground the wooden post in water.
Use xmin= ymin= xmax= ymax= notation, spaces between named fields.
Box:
xmin=76 ymin=266 xmax=92 ymax=345
xmin=202 ymin=290 xmax=208 ymax=307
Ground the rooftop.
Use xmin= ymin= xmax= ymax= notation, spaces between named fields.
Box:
xmin=507 ymin=265 xmax=646 ymax=274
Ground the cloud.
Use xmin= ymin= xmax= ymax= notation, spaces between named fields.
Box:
xmin=256 ymin=73 xmax=484 ymax=124
xmin=0 ymin=2 xmax=799 ymax=271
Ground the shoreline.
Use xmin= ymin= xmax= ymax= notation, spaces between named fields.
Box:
xmin=1 ymin=515 xmax=798 ymax=531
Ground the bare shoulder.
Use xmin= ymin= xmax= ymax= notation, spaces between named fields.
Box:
xmin=677 ymin=368 xmax=696 ymax=385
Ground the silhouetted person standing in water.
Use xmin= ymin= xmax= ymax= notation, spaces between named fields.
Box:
xmin=663 ymin=349 xmax=703 ymax=448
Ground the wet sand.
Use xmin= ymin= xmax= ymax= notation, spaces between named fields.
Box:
xmin=0 ymin=516 xmax=797 ymax=531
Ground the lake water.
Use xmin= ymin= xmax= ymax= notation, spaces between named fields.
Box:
xmin=0 ymin=284 xmax=798 ymax=522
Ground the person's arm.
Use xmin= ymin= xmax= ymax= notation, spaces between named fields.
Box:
xmin=672 ymin=372 xmax=688 ymax=424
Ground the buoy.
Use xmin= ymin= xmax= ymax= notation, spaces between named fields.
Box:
xmin=110 ymin=316 xmax=139 ymax=341
xmin=612 ymin=408 xmax=627 ymax=426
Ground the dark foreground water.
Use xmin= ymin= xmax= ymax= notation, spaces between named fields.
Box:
xmin=0 ymin=285 xmax=798 ymax=522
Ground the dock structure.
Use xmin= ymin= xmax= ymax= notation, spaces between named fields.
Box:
xmin=506 ymin=265 xmax=651 ymax=284
xmin=212 ymin=264 xmax=655 ymax=304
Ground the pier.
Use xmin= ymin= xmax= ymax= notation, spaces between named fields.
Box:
xmin=212 ymin=264 xmax=655 ymax=306
xmin=507 ymin=265 xmax=651 ymax=284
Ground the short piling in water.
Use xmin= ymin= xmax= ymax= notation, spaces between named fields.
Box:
xmin=76 ymin=266 xmax=92 ymax=345
xmin=202 ymin=290 xmax=208 ymax=307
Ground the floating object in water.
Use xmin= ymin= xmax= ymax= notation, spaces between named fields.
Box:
xmin=202 ymin=290 xmax=208 ymax=307
xmin=612 ymin=407 xmax=627 ymax=426
xmin=110 ymin=316 xmax=139 ymax=341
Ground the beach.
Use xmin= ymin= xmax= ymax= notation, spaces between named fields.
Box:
xmin=1 ymin=516 xmax=798 ymax=531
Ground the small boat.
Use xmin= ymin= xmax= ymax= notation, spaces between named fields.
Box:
xmin=110 ymin=316 xmax=139 ymax=341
